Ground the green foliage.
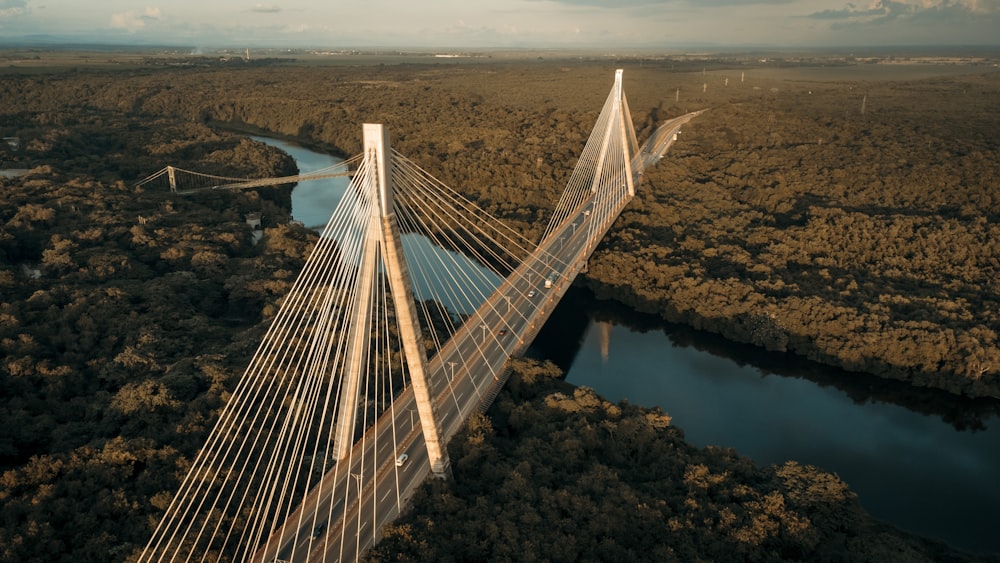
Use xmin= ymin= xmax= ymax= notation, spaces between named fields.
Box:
xmin=2 ymin=57 xmax=998 ymax=561
xmin=0 ymin=104 xmax=315 ymax=561
xmin=583 ymin=72 xmax=1000 ymax=398
xmin=5 ymin=62 xmax=999 ymax=396
xmin=369 ymin=360 xmax=987 ymax=563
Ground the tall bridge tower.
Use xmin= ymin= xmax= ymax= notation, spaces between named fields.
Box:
xmin=332 ymin=124 xmax=451 ymax=478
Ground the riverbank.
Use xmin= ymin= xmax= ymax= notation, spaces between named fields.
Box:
xmin=369 ymin=358 xmax=999 ymax=562
xmin=537 ymin=286 xmax=1000 ymax=554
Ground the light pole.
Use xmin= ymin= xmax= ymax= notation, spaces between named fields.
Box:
xmin=447 ymin=361 xmax=457 ymax=383
xmin=505 ymin=295 xmax=512 ymax=313
xmin=479 ymin=323 xmax=488 ymax=343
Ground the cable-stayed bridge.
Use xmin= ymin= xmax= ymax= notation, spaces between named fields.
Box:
xmin=138 ymin=70 xmax=701 ymax=563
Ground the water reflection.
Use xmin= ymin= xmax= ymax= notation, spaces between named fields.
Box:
xmin=532 ymin=286 xmax=1000 ymax=554
xmin=537 ymin=288 xmax=1000 ymax=431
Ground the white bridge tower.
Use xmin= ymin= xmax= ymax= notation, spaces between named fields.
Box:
xmin=331 ymin=124 xmax=452 ymax=479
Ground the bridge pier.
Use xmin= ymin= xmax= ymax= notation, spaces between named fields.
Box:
xmin=166 ymin=165 xmax=177 ymax=192
xmin=380 ymin=215 xmax=452 ymax=479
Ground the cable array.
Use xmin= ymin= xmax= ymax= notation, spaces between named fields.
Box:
xmin=542 ymin=70 xmax=640 ymax=244
xmin=135 ymin=69 xmax=690 ymax=563
xmin=138 ymin=139 xmax=539 ymax=563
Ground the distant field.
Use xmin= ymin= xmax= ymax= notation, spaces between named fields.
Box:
xmin=742 ymin=62 xmax=999 ymax=82
xmin=3 ymin=45 xmax=998 ymax=80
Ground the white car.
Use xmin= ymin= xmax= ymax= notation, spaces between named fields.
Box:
xmin=527 ymin=290 xmax=536 ymax=298
xmin=395 ymin=453 xmax=409 ymax=467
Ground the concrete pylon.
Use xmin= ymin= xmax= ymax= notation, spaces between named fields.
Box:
xmin=588 ymin=69 xmax=637 ymax=197
xmin=608 ymin=69 xmax=637 ymax=198
xmin=331 ymin=215 xmax=377 ymax=461
xmin=616 ymin=70 xmax=639 ymax=196
xmin=333 ymin=123 xmax=451 ymax=478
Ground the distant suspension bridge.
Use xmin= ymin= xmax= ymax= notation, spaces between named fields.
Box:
xmin=136 ymin=153 xmax=363 ymax=194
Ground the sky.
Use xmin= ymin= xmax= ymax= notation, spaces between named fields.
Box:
xmin=1 ymin=0 xmax=998 ymax=48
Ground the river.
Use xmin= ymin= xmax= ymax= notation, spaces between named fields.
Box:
xmin=259 ymin=135 xmax=1000 ymax=555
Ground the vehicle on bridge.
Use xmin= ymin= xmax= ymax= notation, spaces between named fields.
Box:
xmin=395 ymin=453 xmax=409 ymax=467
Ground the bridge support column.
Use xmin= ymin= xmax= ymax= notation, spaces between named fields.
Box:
xmin=368 ymin=123 xmax=452 ymax=479
xmin=614 ymin=70 xmax=638 ymax=198
xmin=332 ymin=211 xmax=378 ymax=461
xmin=380 ymin=216 xmax=451 ymax=478
xmin=166 ymin=165 xmax=177 ymax=193
xmin=588 ymin=69 xmax=637 ymax=201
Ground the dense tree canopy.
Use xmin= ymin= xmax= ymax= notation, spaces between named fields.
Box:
xmin=1 ymin=106 xmax=312 ymax=560
xmin=6 ymin=58 xmax=996 ymax=396
xmin=369 ymin=359 xmax=989 ymax=562
xmin=1 ymin=54 xmax=998 ymax=561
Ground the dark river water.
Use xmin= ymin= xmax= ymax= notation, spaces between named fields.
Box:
xmin=532 ymin=289 xmax=1000 ymax=555
xmin=261 ymin=136 xmax=1000 ymax=555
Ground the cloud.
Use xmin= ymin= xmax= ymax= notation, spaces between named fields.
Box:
xmin=533 ymin=0 xmax=796 ymax=6
xmin=808 ymin=1 xmax=892 ymax=20
xmin=807 ymin=0 xmax=1000 ymax=22
xmin=250 ymin=3 xmax=281 ymax=13
xmin=110 ymin=7 xmax=162 ymax=33
xmin=525 ymin=0 xmax=662 ymax=6
xmin=0 ymin=0 xmax=27 ymax=19
xmin=937 ymin=0 xmax=1000 ymax=13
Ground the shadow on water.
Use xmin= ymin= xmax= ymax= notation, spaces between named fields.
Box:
xmin=532 ymin=285 xmax=1000 ymax=433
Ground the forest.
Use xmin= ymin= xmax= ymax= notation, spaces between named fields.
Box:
xmin=369 ymin=358 xmax=984 ymax=562
xmin=1 ymin=52 xmax=998 ymax=561
xmin=4 ymin=56 xmax=997 ymax=397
